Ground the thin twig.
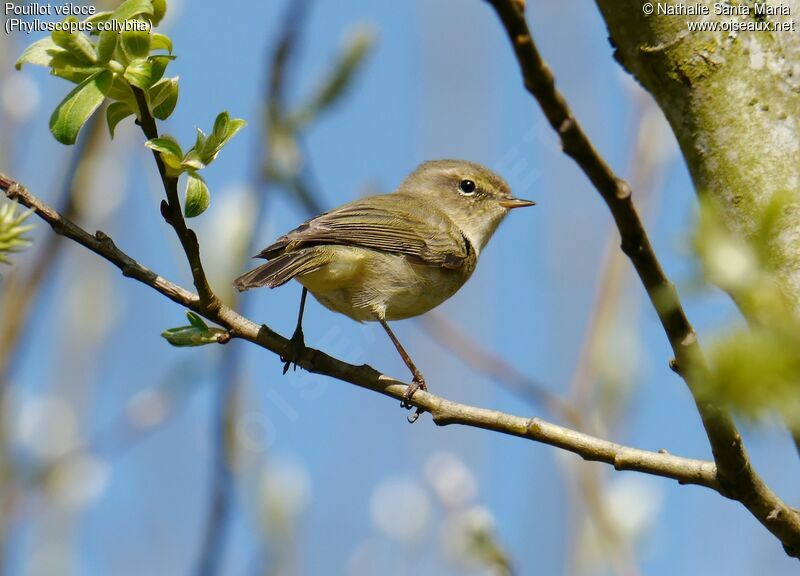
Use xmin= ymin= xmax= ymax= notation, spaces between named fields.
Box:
xmin=131 ymin=87 xmax=219 ymax=312
xmin=0 ymin=175 xmax=727 ymax=493
xmin=483 ymin=0 xmax=800 ymax=558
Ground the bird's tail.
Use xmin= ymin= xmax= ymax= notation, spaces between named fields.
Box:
xmin=234 ymin=249 xmax=325 ymax=292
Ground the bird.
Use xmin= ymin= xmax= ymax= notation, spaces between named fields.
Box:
xmin=234 ymin=159 xmax=535 ymax=421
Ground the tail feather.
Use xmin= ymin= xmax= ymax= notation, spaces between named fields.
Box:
xmin=234 ymin=250 xmax=325 ymax=292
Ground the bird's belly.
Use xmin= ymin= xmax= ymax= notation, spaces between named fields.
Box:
xmin=295 ymin=247 xmax=469 ymax=322
xmin=379 ymin=268 xmax=463 ymax=320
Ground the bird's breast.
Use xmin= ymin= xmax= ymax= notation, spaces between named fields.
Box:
xmin=294 ymin=245 xmax=473 ymax=322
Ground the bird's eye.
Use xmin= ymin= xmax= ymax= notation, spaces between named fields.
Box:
xmin=458 ymin=179 xmax=476 ymax=195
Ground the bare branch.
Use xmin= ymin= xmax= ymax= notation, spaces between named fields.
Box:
xmin=0 ymin=174 xmax=722 ymax=493
xmin=483 ymin=0 xmax=800 ymax=557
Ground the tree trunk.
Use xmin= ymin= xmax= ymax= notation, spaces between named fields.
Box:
xmin=594 ymin=1 xmax=800 ymax=307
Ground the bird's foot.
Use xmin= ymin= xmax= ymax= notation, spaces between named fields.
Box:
xmin=401 ymin=374 xmax=427 ymax=423
xmin=280 ymin=327 xmax=306 ymax=374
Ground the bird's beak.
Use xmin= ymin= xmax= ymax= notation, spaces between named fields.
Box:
xmin=498 ymin=197 xmax=536 ymax=209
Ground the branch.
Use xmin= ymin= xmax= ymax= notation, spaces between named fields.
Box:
xmin=483 ymin=0 xmax=800 ymax=557
xmin=0 ymin=173 xmax=722 ymax=493
xmin=131 ymin=87 xmax=219 ymax=313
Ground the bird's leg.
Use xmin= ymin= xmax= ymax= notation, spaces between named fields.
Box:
xmin=281 ymin=287 xmax=308 ymax=374
xmin=378 ymin=317 xmax=426 ymax=423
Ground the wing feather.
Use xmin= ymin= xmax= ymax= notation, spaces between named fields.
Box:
xmin=257 ymin=193 xmax=470 ymax=269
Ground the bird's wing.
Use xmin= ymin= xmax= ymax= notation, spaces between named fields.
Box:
xmin=257 ymin=194 xmax=471 ymax=269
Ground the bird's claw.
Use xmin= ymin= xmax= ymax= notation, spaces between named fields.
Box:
xmin=401 ymin=375 xmax=426 ymax=424
xmin=280 ymin=328 xmax=306 ymax=374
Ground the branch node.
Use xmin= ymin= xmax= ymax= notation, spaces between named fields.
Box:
xmin=160 ymin=200 xmax=172 ymax=224
xmin=615 ymin=178 xmax=632 ymax=200
xmin=199 ymin=294 xmax=222 ymax=317
xmin=431 ymin=410 xmax=453 ymax=427
xmin=619 ymin=238 xmax=642 ymax=258
xmin=5 ymin=182 xmax=21 ymax=201
xmin=526 ymin=417 xmax=542 ymax=437
xmin=680 ymin=332 xmax=698 ymax=348
xmin=557 ymin=116 xmax=575 ymax=136
xmin=188 ymin=228 xmax=201 ymax=251
xmin=94 ymin=230 xmax=118 ymax=252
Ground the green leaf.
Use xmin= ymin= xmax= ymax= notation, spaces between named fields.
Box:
xmin=122 ymin=62 xmax=148 ymax=90
xmin=95 ymin=30 xmax=118 ymax=64
xmin=200 ymin=111 xmax=247 ymax=164
xmin=144 ymin=136 xmax=184 ymax=171
xmin=120 ymin=29 xmax=151 ymax=60
xmin=184 ymin=173 xmax=210 ymax=218
xmin=86 ymin=11 xmax=113 ymax=29
xmin=180 ymin=150 xmax=205 ymax=171
xmin=105 ymin=76 xmax=137 ymax=105
xmin=212 ymin=111 xmax=230 ymax=139
xmin=49 ymin=70 xmax=112 ymax=145
xmin=194 ymin=128 xmax=207 ymax=154
xmin=123 ymin=55 xmax=169 ymax=90
xmin=150 ymin=54 xmax=173 ymax=75
xmin=693 ymin=193 xmax=800 ymax=425
xmin=151 ymin=33 xmax=173 ymax=54
xmin=706 ymin=325 xmax=800 ymax=423
xmin=161 ymin=312 xmax=229 ymax=347
xmin=149 ymin=77 xmax=178 ymax=106
xmin=150 ymin=0 xmax=167 ymax=26
xmin=145 ymin=136 xmax=183 ymax=157
xmin=112 ymin=0 xmax=154 ymax=22
xmin=51 ymin=67 xmax=99 ymax=85
xmin=186 ymin=311 xmax=208 ymax=330
xmin=106 ymin=101 xmax=134 ymax=138
xmin=48 ymin=51 xmax=104 ymax=84
xmin=51 ymin=18 xmax=96 ymax=63
xmin=15 ymin=37 xmax=62 ymax=70
xmin=149 ymin=76 xmax=179 ymax=120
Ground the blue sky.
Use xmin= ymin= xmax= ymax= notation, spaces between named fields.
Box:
xmin=2 ymin=1 xmax=799 ymax=575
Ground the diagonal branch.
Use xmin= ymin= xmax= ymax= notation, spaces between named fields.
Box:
xmin=0 ymin=173 xmax=722 ymax=493
xmin=483 ymin=0 xmax=800 ymax=558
